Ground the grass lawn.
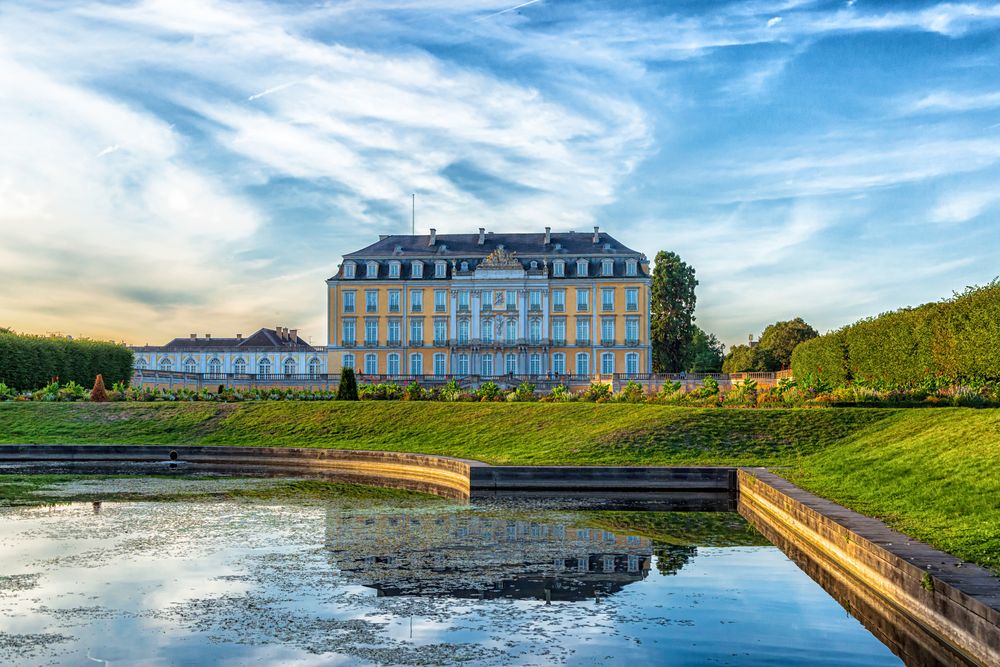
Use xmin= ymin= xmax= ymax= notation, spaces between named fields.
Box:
xmin=0 ymin=402 xmax=997 ymax=572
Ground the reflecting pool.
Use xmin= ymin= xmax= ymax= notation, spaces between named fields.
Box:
xmin=0 ymin=489 xmax=909 ymax=666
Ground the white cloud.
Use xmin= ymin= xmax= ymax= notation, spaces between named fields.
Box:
xmin=905 ymin=89 xmax=1000 ymax=113
xmin=930 ymin=189 xmax=1000 ymax=223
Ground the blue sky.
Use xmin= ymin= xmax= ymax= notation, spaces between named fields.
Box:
xmin=1 ymin=0 xmax=998 ymax=348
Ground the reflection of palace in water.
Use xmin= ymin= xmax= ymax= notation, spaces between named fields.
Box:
xmin=324 ymin=510 xmax=654 ymax=602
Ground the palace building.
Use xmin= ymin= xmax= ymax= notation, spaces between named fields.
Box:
xmin=326 ymin=227 xmax=651 ymax=382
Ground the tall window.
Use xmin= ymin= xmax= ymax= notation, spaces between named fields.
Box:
xmin=482 ymin=290 xmax=494 ymax=311
xmin=458 ymin=319 xmax=470 ymax=343
xmin=626 ymin=259 xmax=638 ymax=276
xmin=481 ymin=318 xmax=493 ymax=342
xmin=365 ymin=290 xmax=378 ymax=312
xmin=364 ymin=353 xmax=377 ymax=375
xmin=576 ymin=259 xmax=588 ymax=276
xmin=505 ymin=353 xmax=517 ymax=374
xmin=388 ymin=290 xmax=401 ymax=312
xmin=208 ymin=358 xmax=221 ymax=377
xmin=434 ymin=320 xmax=447 ymax=344
xmin=309 ymin=358 xmax=321 ymax=377
xmin=529 ymin=319 xmax=541 ymax=343
xmin=342 ymin=354 xmax=355 ymax=370
xmin=233 ymin=358 xmax=246 ymax=374
xmin=576 ymin=319 xmax=590 ymax=344
xmin=284 ymin=358 xmax=296 ymax=376
xmin=505 ymin=319 xmax=517 ymax=344
xmin=411 ymin=261 xmax=423 ymax=278
xmin=575 ymin=352 xmax=590 ymax=375
xmin=552 ymin=353 xmax=566 ymax=374
xmin=552 ymin=319 xmax=566 ymax=344
xmin=602 ymin=318 xmax=615 ymax=343
xmin=435 ymin=290 xmax=447 ymax=312
xmin=435 ymin=261 xmax=447 ymax=278
xmin=601 ymin=352 xmax=614 ymax=374
xmin=410 ymin=289 xmax=423 ymax=312
xmin=529 ymin=353 xmax=541 ymax=375
xmin=409 ymin=318 xmax=423 ymax=344
xmin=409 ymin=353 xmax=422 ymax=375
xmin=576 ymin=288 xmax=589 ymax=312
xmin=343 ymin=262 xmax=356 ymax=279
xmin=602 ymin=288 xmax=614 ymax=311
xmin=601 ymin=259 xmax=613 ymax=276
xmin=626 ymin=287 xmax=639 ymax=311
xmin=343 ymin=291 xmax=356 ymax=313
xmin=529 ymin=290 xmax=542 ymax=310
xmin=388 ymin=261 xmax=400 ymax=278
xmin=433 ymin=353 xmax=446 ymax=376
xmin=342 ymin=320 xmax=356 ymax=345
xmin=552 ymin=289 xmax=566 ymax=312
xmin=553 ymin=260 xmax=565 ymax=277
xmin=481 ymin=354 xmax=494 ymax=376
xmin=258 ymin=358 xmax=272 ymax=375
xmin=626 ymin=318 xmax=639 ymax=343
xmin=366 ymin=261 xmax=378 ymax=278
xmin=626 ymin=352 xmax=639 ymax=375
xmin=388 ymin=319 xmax=401 ymax=344
xmin=457 ymin=353 xmax=469 ymax=375
xmin=365 ymin=319 xmax=378 ymax=344
xmin=387 ymin=353 xmax=400 ymax=376
xmin=458 ymin=290 xmax=470 ymax=311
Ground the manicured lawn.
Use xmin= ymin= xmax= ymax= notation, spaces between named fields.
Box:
xmin=0 ymin=402 xmax=997 ymax=572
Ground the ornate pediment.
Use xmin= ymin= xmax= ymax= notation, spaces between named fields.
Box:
xmin=480 ymin=246 xmax=521 ymax=269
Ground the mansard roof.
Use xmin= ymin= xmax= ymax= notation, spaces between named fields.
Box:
xmin=343 ymin=231 xmax=642 ymax=259
xmin=134 ymin=328 xmax=315 ymax=352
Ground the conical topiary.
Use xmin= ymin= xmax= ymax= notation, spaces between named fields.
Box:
xmin=90 ymin=374 xmax=109 ymax=402
xmin=336 ymin=366 xmax=359 ymax=401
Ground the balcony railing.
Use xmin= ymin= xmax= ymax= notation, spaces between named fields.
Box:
xmin=344 ymin=305 xmax=355 ymax=313
xmin=410 ymin=339 xmax=424 ymax=347
xmin=552 ymin=338 xmax=566 ymax=346
xmin=364 ymin=340 xmax=379 ymax=347
xmin=386 ymin=340 xmax=402 ymax=348
xmin=552 ymin=304 xmax=565 ymax=312
xmin=601 ymin=339 xmax=616 ymax=346
xmin=433 ymin=338 xmax=448 ymax=347
xmin=435 ymin=304 xmax=447 ymax=313
xmin=458 ymin=305 xmax=470 ymax=313
xmin=529 ymin=304 xmax=542 ymax=312
xmin=626 ymin=303 xmax=639 ymax=312
xmin=342 ymin=340 xmax=357 ymax=348
xmin=411 ymin=305 xmax=422 ymax=313
xmin=602 ymin=304 xmax=615 ymax=312
xmin=366 ymin=304 xmax=378 ymax=313
xmin=389 ymin=305 xmax=400 ymax=313
xmin=624 ymin=338 xmax=640 ymax=346
xmin=577 ymin=304 xmax=589 ymax=312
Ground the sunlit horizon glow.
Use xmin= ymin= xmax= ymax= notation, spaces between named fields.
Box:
xmin=1 ymin=0 xmax=998 ymax=349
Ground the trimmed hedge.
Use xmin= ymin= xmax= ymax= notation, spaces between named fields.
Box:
xmin=792 ymin=283 xmax=1000 ymax=386
xmin=0 ymin=329 xmax=133 ymax=391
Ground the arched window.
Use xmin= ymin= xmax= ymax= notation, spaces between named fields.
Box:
xmin=342 ymin=354 xmax=354 ymax=370
xmin=575 ymin=352 xmax=590 ymax=376
xmin=552 ymin=353 xmax=566 ymax=375
xmin=529 ymin=353 xmax=541 ymax=375
xmin=364 ymin=353 xmax=377 ymax=375
xmin=308 ymin=358 xmax=321 ymax=377
xmin=159 ymin=357 xmax=173 ymax=371
xmin=458 ymin=319 xmax=470 ymax=344
xmin=387 ymin=353 xmax=400 ymax=376
xmin=409 ymin=353 xmax=423 ymax=375
xmin=505 ymin=353 xmax=517 ymax=374
xmin=505 ymin=319 xmax=517 ymax=344
xmin=283 ymin=358 xmax=297 ymax=376
xmin=626 ymin=352 xmax=639 ymax=375
xmin=234 ymin=358 xmax=247 ymax=375
xmin=433 ymin=353 xmax=446 ymax=376
xmin=481 ymin=318 xmax=493 ymax=342
xmin=258 ymin=358 xmax=272 ymax=376
xmin=481 ymin=354 xmax=494 ymax=377
xmin=208 ymin=358 xmax=222 ymax=377
xmin=601 ymin=352 xmax=614 ymax=375
xmin=529 ymin=320 xmax=541 ymax=343
xmin=457 ymin=353 xmax=469 ymax=376
xmin=183 ymin=358 xmax=197 ymax=374
xmin=135 ymin=358 xmax=148 ymax=369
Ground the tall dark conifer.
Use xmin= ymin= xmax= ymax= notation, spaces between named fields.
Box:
xmin=650 ymin=251 xmax=698 ymax=373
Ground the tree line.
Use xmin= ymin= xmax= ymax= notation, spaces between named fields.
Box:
xmin=0 ymin=328 xmax=134 ymax=390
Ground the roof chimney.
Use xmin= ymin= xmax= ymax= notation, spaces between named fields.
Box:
xmin=205 ymin=334 xmax=211 ymax=340
xmin=544 ymin=227 xmax=551 ymax=245
xmin=236 ymin=333 xmax=243 ymax=340
xmin=593 ymin=226 xmax=600 ymax=244
xmin=290 ymin=329 xmax=298 ymax=343
xmin=429 ymin=228 xmax=436 ymax=246
xmin=275 ymin=325 xmax=282 ymax=339
xmin=190 ymin=333 xmax=196 ymax=340
xmin=478 ymin=227 xmax=485 ymax=245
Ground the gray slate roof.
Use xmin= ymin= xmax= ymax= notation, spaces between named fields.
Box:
xmin=135 ymin=328 xmax=315 ymax=352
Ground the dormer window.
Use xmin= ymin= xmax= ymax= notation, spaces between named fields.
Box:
xmin=625 ymin=259 xmax=638 ymax=276
xmin=411 ymin=261 xmax=423 ymax=278
xmin=601 ymin=259 xmax=613 ymax=277
xmin=435 ymin=261 xmax=447 ymax=278
xmin=553 ymin=260 xmax=565 ymax=277
xmin=460 ymin=261 xmax=469 ymax=272
xmin=529 ymin=260 xmax=538 ymax=269
xmin=366 ymin=261 xmax=378 ymax=278
xmin=576 ymin=259 xmax=588 ymax=276
xmin=388 ymin=260 xmax=401 ymax=278
xmin=343 ymin=262 xmax=356 ymax=279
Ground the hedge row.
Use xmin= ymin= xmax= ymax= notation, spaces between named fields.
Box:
xmin=0 ymin=329 xmax=134 ymax=391
xmin=791 ymin=282 xmax=1000 ymax=387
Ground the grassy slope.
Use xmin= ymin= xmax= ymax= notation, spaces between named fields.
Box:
xmin=0 ymin=402 xmax=997 ymax=571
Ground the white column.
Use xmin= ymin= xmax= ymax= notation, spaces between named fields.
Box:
xmin=471 ymin=290 xmax=480 ymax=339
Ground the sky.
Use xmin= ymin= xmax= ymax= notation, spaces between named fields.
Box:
xmin=1 ymin=0 xmax=998 ymax=349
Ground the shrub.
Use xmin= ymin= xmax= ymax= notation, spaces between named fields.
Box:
xmin=508 ymin=381 xmax=536 ymax=402
xmin=336 ymin=367 xmax=359 ymax=401
xmin=548 ymin=384 xmax=571 ymax=402
xmin=440 ymin=379 xmax=462 ymax=402
xmin=616 ymin=380 xmax=646 ymax=403
xmin=0 ymin=382 xmax=16 ymax=401
xmin=583 ymin=381 xmax=612 ymax=402
xmin=404 ymin=381 xmax=424 ymax=401
xmin=474 ymin=381 xmax=502 ymax=402
xmin=90 ymin=374 xmax=109 ymax=402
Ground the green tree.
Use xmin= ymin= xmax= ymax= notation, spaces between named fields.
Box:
xmin=758 ymin=318 xmax=819 ymax=370
xmin=722 ymin=344 xmax=769 ymax=373
xmin=336 ymin=366 xmax=359 ymax=400
xmin=650 ymin=251 xmax=698 ymax=373
xmin=685 ymin=326 xmax=725 ymax=372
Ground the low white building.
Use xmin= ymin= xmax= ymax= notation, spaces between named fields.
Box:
xmin=131 ymin=326 xmax=326 ymax=378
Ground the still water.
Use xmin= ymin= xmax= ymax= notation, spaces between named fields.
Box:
xmin=0 ymin=488 xmax=905 ymax=666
